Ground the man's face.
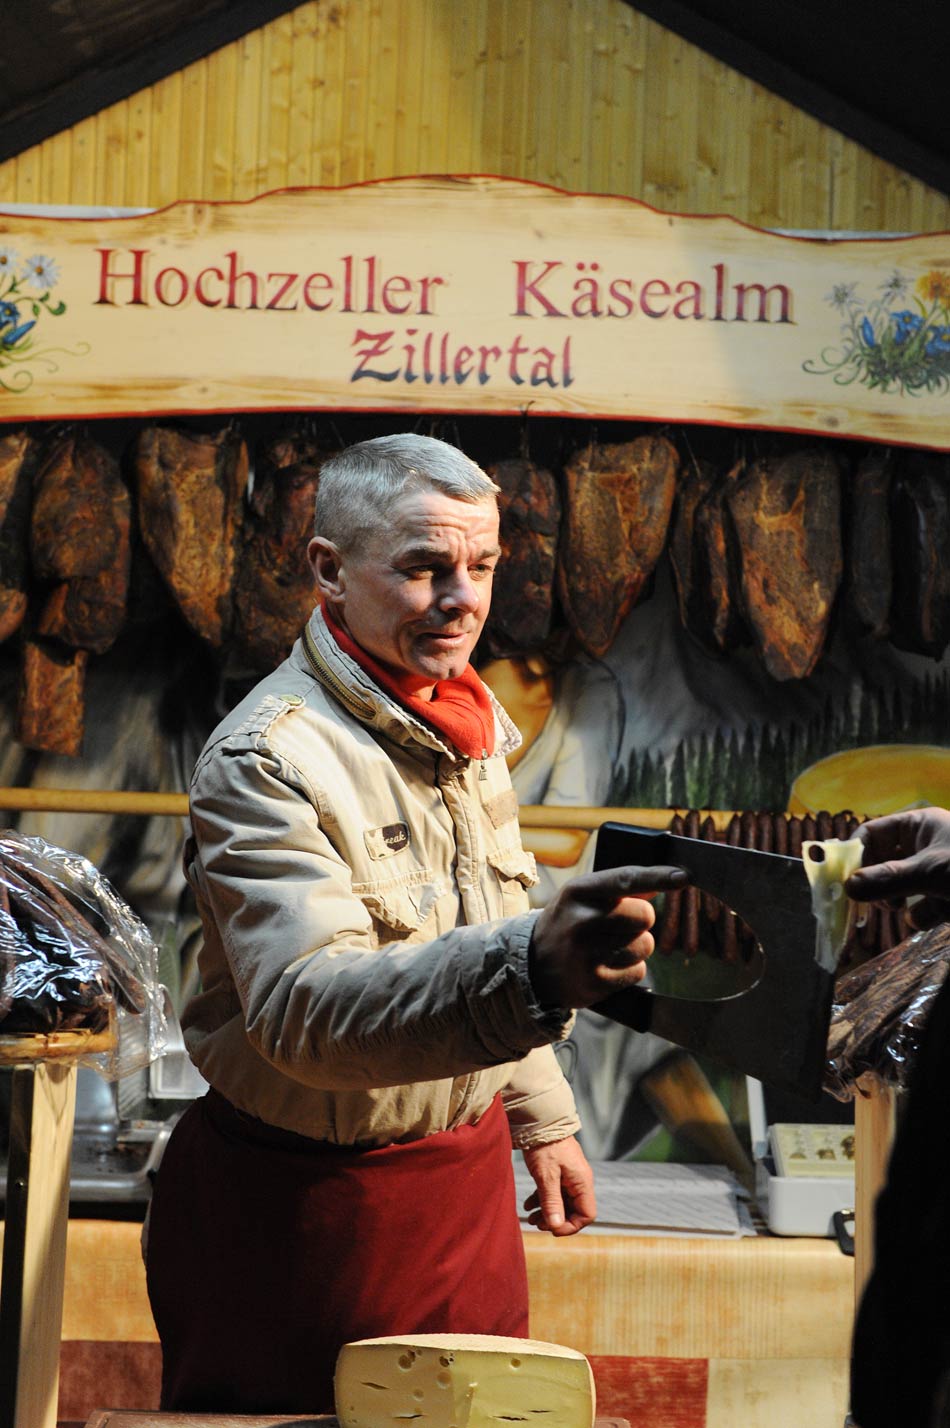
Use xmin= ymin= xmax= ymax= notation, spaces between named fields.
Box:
xmin=309 ymin=489 xmax=500 ymax=695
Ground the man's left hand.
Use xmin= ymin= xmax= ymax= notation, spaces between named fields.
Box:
xmin=521 ymin=1135 xmax=596 ymax=1236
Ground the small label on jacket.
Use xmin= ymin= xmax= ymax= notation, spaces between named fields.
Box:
xmin=364 ymin=821 xmax=411 ymax=859
xmin=482 ymin=789 xmax=519 ymax=828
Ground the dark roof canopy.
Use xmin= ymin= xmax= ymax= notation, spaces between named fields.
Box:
xmin=634 ymin=0 xmax=950 ymax=198
xmin=1 ymin=0 xmax=948 ymax=198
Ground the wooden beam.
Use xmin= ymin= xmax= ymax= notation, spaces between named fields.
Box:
xmin=0 ymin=1062 xmax=78 ymax=1428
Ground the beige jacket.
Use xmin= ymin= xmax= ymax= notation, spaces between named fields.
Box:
xmin=181 ymin=607 xmax=580 ymax=1149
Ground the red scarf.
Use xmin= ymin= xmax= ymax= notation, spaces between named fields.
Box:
xmin=322 ymin=604 xmax=495 ymax=759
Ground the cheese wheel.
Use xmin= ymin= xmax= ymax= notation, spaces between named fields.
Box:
xmin=802 ymin=837 xmax=865 ymax=971
xmin=334 ymin=1333 xmax=596 ymax=1428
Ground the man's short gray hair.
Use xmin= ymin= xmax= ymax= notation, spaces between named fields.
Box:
xmin=315 ymin=434 xmax=499 ymax=551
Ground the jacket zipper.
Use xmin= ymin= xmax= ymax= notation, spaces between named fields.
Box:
xmin=302 ymin=623 xmax=377 ymax=721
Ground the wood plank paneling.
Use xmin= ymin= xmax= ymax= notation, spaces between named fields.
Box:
xmin=0 ymin=0 xmax=946 ymax=233
xmin=316 ymin=0 xmax=346 ymax=186
xmin=177 ymin=57 xmax=208 ymax=204
xmin=148 ymin=73 xmax=182 ymax=210
xmin=233 ymin=27 xmax=266 ymax=198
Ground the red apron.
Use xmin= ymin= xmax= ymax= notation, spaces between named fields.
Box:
xmin=145 ymin=1090 xmax=529 ymax=1415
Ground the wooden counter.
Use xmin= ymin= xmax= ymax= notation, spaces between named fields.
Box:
xmin=0 ymin=1220 xmax=854 ymax=1428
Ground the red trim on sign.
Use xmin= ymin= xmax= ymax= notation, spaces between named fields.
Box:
xmin=1 ymin=172 xmax=941 ymax=244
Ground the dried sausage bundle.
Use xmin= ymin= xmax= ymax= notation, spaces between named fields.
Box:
xmin=558 ymin=434 xmax=678 ymax=657
xmin=482 ymin=455 xmax=560 ymax=657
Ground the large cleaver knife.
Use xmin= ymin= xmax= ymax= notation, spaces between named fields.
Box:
xmin=592 ymin=822 xmax=832 ymax=1099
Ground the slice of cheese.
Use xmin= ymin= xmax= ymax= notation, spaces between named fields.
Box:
xmin=334 ymin=1333 xmax=596 ymax=1428
xmin=802 ymin=837 xmax=865 ymax=971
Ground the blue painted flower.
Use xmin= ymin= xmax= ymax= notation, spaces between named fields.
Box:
xmin=22 ymin=254 xmax=59 ymax=291
xmin=861 ymin=317 xmax=876 ymax=347
xmin=891 ymin=310 xmax=923 ymax=344
xmin=0 ymin=300 xmax=35 ymax=348
xmin=925 ymin=325 xmax=950 ymax=357
xmin=0 ymin=320 xmax=35 ymax=348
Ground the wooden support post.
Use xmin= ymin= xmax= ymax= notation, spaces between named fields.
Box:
xmin=852 ymin=1080 xmax=897 ymax=1310
xmin=0 ymin=1060 xmax=78 ymax=1428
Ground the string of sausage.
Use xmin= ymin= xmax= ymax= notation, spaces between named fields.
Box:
xmin=655 ymin=809 xmax=908 ymax=964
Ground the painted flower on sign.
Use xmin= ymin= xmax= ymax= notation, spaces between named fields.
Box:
xmin=805 ymin=267 xmax=950 ymax=395
xmin=0 ymin=244 xmax=82 ymax=394
xmin=917 ymin=269 xmax=950 ymax=306
xmin=22 ymin=254 xmax=60 ymax=291
xmin=826 ymin=282 xmax=857 ymax=312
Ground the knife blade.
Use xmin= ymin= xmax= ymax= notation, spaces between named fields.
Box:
xmin=592 ymin=822 xmax=832 ymax=1099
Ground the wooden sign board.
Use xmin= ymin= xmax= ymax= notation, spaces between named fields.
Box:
xmin=1 ymin=175 xmax=949 ymax=448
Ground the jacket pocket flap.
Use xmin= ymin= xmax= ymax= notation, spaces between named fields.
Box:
xmin=356 ymin=879 xmax=443 ymax=934
xmin=486 ymin=847 xmax=539 ymax=889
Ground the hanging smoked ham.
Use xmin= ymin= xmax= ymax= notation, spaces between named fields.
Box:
xmin=133 ymin=424 xmax=248 ymax=647
xmin=0 ymin=429 xmax=34 ymax=644
xmin=30 ymin=430 xmax=131 ymax=655
xmin=888 ymin=450 xmax=950 ymax=659
xmin=481 ymin=455 xmax=560 ymax=657
xmin=557 ymin=434 xmax=678 ymax=658
xmin=727 ymin=447 xmax=842 ymax=681
xmin=17 ymin=639 xmax=88 ymax=758
xmin=231 ymin=427 xmax=327 ymax=673
xmin=846 ymin=448 xmax=892 ymax=639
xmin=31 ymin=429 xmax=126 ymax=582
xmin=668 ymin=454 xmax=715 ymax=634
xmin=669 ymin=455 xmax=746 ymax=655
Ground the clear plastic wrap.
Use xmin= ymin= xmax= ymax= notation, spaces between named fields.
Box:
xmin=0 ymin=829 xmax=168 ymax=1079
xmin=824 ymin=921 xmax=950 ymax=1101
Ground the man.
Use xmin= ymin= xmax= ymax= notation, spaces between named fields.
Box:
xmin=145 ymin=433 xmax=687 ymax=1415
xmin=844 ymin=807 xmax=950 ymax=1428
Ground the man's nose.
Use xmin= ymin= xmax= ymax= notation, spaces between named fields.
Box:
xmin=439 ymin=568 xmax=480 ymax=613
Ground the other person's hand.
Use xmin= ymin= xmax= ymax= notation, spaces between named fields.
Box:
xmin=845 ymin=807 xmax=950 ymax=929
xmin=521 ymin=1134 xmax=596 ymax=1236
xmin=528 ymin=864 xmax=690 ymax=1009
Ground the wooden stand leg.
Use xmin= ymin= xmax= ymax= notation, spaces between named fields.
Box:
xmin=0 ymin=1060 xmax=78 ymax=1428
xmin=853 ymin=1082 xmax=897 ymax=1310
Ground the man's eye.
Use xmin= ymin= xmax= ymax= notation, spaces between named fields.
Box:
xmin=471 ymin=564 xmax=496 ymax=578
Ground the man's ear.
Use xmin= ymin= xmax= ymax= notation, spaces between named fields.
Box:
xmin=308 ymin=537 xmax=345 ymax=598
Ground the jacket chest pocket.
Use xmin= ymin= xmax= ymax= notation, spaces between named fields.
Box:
xmin=485 ymin=847 xmax=539 ymax=917
xmin=353 ymin=873 xmax=446 ymax=944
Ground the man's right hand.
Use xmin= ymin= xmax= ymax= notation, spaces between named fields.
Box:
xmin=528 ymin=864 xmax=690 ymax=1009
xmin=845 ymin=807 xmax=950 ymax=929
